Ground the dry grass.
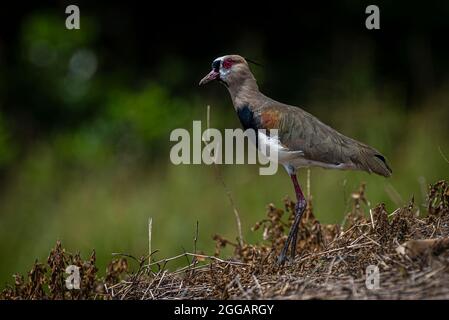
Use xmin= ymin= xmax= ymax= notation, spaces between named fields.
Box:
xmin=2 ymin=180 xmax=448 ymax=300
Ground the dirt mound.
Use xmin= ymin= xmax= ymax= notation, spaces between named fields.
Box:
xmin=2 ymin=181 xmax=449 ymax=300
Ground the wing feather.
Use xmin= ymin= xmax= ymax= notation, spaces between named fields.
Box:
xmin=252 ymin=103 xmax=392 ymax=177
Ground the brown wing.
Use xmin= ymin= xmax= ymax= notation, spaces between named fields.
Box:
xmin=253 ymin=103 xmax=392 ymax=177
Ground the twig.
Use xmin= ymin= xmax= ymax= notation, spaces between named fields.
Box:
xmin=438 ymin=146 xmax=449 ymax=164
xmin=306 ymin=168 xmax=311 ymax=199
xmin=205 ymin=105 xmax=244 ymax=247
xmin=385 ymin=183 xmax=404 ymax=207
xmin=252 ymin=275 xmax=264 ymax=298
xmin=369 ymin=209 xmax=375 ymax=229
xmin=194 ymin=220 xmax=199 ymax=254
xmin=111 ymin=252 xmax=140 ymax=263
xmin=145 ymin=251 xmax=249 ymax=268
xmin=148 ymin=217 xmax=153 ymax=265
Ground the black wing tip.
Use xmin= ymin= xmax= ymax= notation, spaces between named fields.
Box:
xmin=374 ymin=154 xmax=393 ymax=176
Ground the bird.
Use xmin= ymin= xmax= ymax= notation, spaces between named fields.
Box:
xmin=199 ymin=54 xmax=392 ymax=265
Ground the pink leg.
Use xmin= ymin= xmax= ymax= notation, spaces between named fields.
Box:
xmin=277 ymin=173 xmax=307 ymax=265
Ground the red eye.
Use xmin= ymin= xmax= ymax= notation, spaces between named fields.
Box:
xmin=222 ymin=59 xmax=234 ymax=69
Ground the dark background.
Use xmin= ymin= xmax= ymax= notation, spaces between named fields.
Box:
xmin=0 ymin=1 xmax=448 ymax=285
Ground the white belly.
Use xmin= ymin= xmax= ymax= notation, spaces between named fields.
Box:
xmin=256 ymin=131 xmax=303 ymax=164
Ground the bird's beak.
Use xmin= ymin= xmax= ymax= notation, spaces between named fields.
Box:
xmin=199 ymin=70 xmax=219 ymax=86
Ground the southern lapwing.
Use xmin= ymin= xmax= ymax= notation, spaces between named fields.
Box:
xmin=199 ymin=54 xmax=392 ymax=265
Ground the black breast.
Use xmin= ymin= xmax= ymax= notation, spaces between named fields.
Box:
xmin=236 ymin=105 xmax=260 ymax=148
xmin=236 ymin=105 xmax=258 ymax=131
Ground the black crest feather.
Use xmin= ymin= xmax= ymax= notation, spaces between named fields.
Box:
xmin=244 ymin=57 xmax=263 ymax=67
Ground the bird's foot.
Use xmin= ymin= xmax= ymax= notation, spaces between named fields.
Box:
xmin=276 ymin=252 xmax=292 ymax=266
xmin=277 ymin=246 xmax=297 ymax=266
xmin=276 ymin=198 xmax=305 ymax=267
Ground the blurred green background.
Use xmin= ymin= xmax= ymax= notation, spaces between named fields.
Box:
xmin=0 ymin=1 xmax=448 ymax=285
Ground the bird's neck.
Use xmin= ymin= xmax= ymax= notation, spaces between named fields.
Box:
xmin=227 ymin=77 xmax=262 ymax=110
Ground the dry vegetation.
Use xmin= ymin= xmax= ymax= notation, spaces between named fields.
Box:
xmin=1 ymin=180 xmax=449 ymax=300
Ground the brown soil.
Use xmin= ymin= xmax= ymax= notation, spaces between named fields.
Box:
xmin=2 ymin=180 xmax=449 ymax=300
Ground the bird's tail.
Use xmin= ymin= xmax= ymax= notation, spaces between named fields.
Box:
xmin=355 ymin=145 xmax=392 ymax=177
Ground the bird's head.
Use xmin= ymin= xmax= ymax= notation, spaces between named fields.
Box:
xmin=199 ymin=55 xmax=255 ymax=88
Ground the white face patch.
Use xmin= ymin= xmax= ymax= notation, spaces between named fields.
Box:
xmin=213 ymin=56 xmax=231 ymax=81
xmin=219 ymin=67 xmax=231 ymax=79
